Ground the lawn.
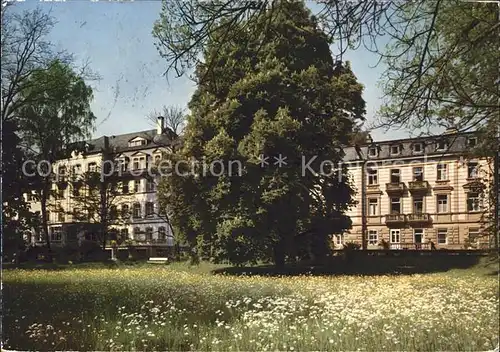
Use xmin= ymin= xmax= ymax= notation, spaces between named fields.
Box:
xmin=2 ymin=259 xmax=499 ymax=351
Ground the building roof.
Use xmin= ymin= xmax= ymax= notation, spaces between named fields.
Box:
xmin=85 ymin=128 xmax=177 ymax=154
xmin=342 ymin=131 xmax=477 ymax=162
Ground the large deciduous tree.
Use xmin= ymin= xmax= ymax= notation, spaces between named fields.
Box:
xmin=154 ymin=0 xmax=499 ymax=249
xmin=18 ymin=60 xmax=96 ymax=254
xmin=158 ymin=1 xmax=365 ymax=267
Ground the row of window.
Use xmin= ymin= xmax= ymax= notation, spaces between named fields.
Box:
xmin=116 ymin=201 xmax=164 ymax=219
xmin=367 ymin=193 xmax=483 ymax=215
xmin=50 ymin=201 xmax=165 ymax=223
xmin=47 ymin=226 xmax=171 ymax=242
xmin=367 ymin=137 xmax=477 ymax=158
xmin=122 ymin=226 xmax=171 ymax=241
xmin=334 ymin=227 xmax=481 ymax=246
xmin=58 ymin=163 xmax=98 ymax=176
xmin=53 ymin=178 xmax=157 ymax=198
xmin=121 ymin=179 xmax=156 ymax=194
xmin=56 ymin=153 xmax=163 ymax=177
xmin=367 ymin=162 xmax=479 ymax=185
xmin=117 ymin=155 xmax=162 ymax=172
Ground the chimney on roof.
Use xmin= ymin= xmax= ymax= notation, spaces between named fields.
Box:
xmin=157 ymin=116 xmax=164 ymax=135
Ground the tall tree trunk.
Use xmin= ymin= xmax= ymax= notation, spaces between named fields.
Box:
xmin=40 ymin=181 xmax=51 ymax=260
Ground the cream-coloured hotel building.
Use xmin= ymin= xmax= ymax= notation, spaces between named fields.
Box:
xmin=339 ymin=130 xmax=494 ymax=250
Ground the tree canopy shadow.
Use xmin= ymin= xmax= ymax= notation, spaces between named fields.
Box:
xmin=211 ymin=252 xmax=489 ymax=277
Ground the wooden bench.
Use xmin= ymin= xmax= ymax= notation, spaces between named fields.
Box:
xmin=147 ymin=257 xmax=169 ymax=264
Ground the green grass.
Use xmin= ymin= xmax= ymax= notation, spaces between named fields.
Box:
xmin=3 ymin=258 xmax=499 ymax=351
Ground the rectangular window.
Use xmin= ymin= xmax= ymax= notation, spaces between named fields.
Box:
xmin=146 ymin=179 xmax=155 ymax=192
xmin=468 ymin=137 xmax=477 ymax=148
xmin=437 ymin=163 xmax=448 ymax=181
xmin=122 ymin=182 xmax=129 ymax=194
xmin=120 ymin=228 xmax=129 ymax=241
xmin=133 ymin=158 xmax=140 ymax=170
xmin=468 ymin=228 xmax=480 ymax=245
xmin=334 ymin=234 xmax=344 ymax=246
xmin=436 ymin=141 xmax=448 ymax=151
xmin=57 ymin=212 xmax=65 ymax=222
xmin=145 ymin=227 xmax=153 ymax=241
xmin=368 ymin=147 xmax=378 ymax=157
xmin=390 ymin=229 xmax=400 ymax=244
xmin=158 ymin=227 xmax=166 ymax=241
xmin=413 ymin=196 xmax=424 ymax=213
xmin=58 ymin=166 xmax=67 ymax=180
xmin=437 ymin=228 xmax=447 ymax=244
xmin=133 ymin=203 xmax=141 ymax=219
xmin=414 ymin=229 xmax=424 ymax=244
xmin=467 ymin=162 xmax=478 ymax=179
xmin=390 ymin=197 xmax=401 ymax=214
xmin=390 ymin=169 xmax=401 ymax=183
xmin=413 ymin=167 xmax=424 ymax=181
xmin=72 ymin=164 xmax=82 ymax=176
xmin=133 ymin=227 xmax=141 ymax=240
xmin=367 ymin=168 xmax=378 ymax=185
xmin=121 ymin=159 xmax=129 ymax=172
xmin=368 ymin=198 xmax=378 ymax=216
xmin=391 ymin=169 xmax=401 ymax=183
xmin=412 ymin=143 xmax=423 ymax=153
xmin=145 ymin=202 xmax=154 ymax=217
xmin=390 ymin=145 xmax=401 ymax=155
xmin=110 ymin=205 xmax=118 ymax=220
xmin=437 ymin=194 xmax=448 ymax=213
xmin=50 ymin=227 xmax=62 ymax=242
xmin=368 ymin=230 xmax=378 ymax=245
xmin=467 ymin=192 xmax=481 ymax=212
xmin=134 ymin=179 xmax=140 ymax=193
xmin=88 ymin=162 xmax=97 ymax=172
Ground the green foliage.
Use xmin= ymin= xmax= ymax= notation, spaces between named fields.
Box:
xmin=158 ymin=1 xmax=365 ymax=267
xmin=380 ymin=1 xmax=498 ymax=152
xmin=343 ymin=242 xmax=361 ymax=251
xmin=16 ymin=60 xmax=96 ymax=249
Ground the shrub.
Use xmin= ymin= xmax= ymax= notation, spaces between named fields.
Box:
xmin=379 ymin=239 xmax=390 ymax=250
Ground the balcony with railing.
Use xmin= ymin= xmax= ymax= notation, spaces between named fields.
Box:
xmin=385 ymin=182 xmax=405 ymax=195
xmin=389 ymin=242 xmax=431 ymax=250
xmin=407 ymin=213 xmax=431 ymax=224
xmin=408 ymin=180 xmax=430 ymax=193
xmin=385 ymin=213 xmax=406 ymax=225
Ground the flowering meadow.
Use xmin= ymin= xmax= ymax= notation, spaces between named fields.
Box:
xmin=3 ymin=262 xmax=499 ymax=351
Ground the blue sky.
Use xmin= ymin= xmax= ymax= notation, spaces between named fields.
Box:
xmin=12 ymin=0 xmax=411 ymax=141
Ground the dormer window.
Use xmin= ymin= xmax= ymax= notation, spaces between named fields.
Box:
xmin=390 ymin=144 xmax=401 ymax=155
xmin=368 ymin=146 xmax=378 ymax=158
xmin=128 ymin=137 xmax=147 ymax=148
xmin=412 ymin=143 xmax=423 ymax=154
xmin=436 ymin=140 xmax=448 ymax=151
xmin=468 ymin=137 xmax=477 ymax=148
